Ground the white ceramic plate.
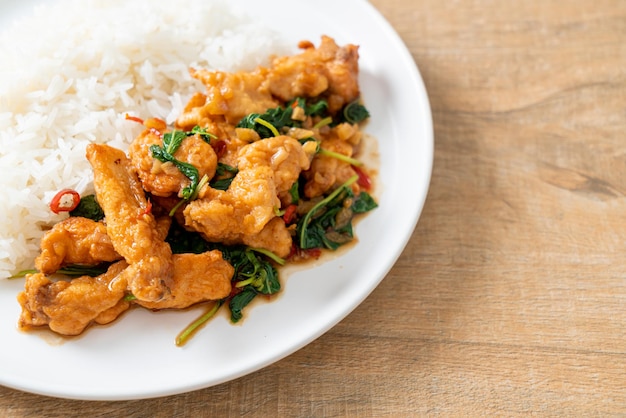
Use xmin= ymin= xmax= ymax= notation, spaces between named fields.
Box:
xmin=0 ymin=0 xmax=432 ymax=400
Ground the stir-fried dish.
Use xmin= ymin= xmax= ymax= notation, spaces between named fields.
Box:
xmin=16 ymin=36 xmax=377 ymax=345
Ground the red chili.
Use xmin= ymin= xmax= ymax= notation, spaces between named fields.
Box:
xmin=287 ymin=243 xmax=298 ymax=259
xmin=212 ymin=140 xmax=227 ymax=159
xmin=287 ymin=243 xmax=322 ymax=261
xmin=282 ymin=204 xmax=298 ymax=225
xmin=125 ymin=114 xmax=144 ymax=125
xmin=352 ymin=165 xmax=372 ymax=190
xmin=50 ymin=189 xmax=81 ymax=214
xmin=304 ymin=248 xmax=322 ymax=259
xmin=140 ymin=198 xmax=152 ymax=217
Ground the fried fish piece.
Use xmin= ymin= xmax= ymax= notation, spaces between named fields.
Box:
xmin=268 ymin=36 xmax=360 ymax=113
xmin=17 ymin=261 xmax=130 ymax=336
xmin=183 ymin=136 xmax=310 ymax=257
xmin=35 ymin=216 xmax=173 ymax=275
xmin=35 ymin=217 xmax=121 ymax=275
xmin=18 ymin=251 xmax=233 ymax=335
xmin=240 ymin=217 xmax=292 ymax=259
xmin=185 ymin=165 xmax=279 ymax=242
xmin=237 ymin=135 xmax=312 ymax=195
xmin=181 ymin=67 xmax=278 ymax=126
xmin=135 ymin=251 xmax=233 ymax=310
xmin=178 ymin=36 xmax=359 ymax=128
xmin=86 ymin=143 xmax=173 ymax=302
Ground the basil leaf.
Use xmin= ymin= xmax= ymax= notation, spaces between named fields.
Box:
xmin=341 ymin=100 xmax=370 ymax=124
xmin=351 ymin=191 xmax=378 ymax=213
xmin=191 ymin=126 xmax=217 ymax=143
xmin=296 ymin=176 xmax=377 ymax=251
xmin=210 ymin=163 xmax=238 ymax=191
xmin=238 ymin=251 xmax=280 ymax=294
xmin=57 ymin=263 xmax=111 ymax=277
xmin=305 ymin=99 xmax=328 ymax=116
xmin=237 ymin=104 xmax=299 ymax=139
xmin=288 ymin=180 xmax=300 ymax=204
xmin=69 ymin=194 xmax=104 ymax=221
xmin=229 ymin=288 xmax=258 ymax=323
xmin=173 ymin=160 xmax=200 ymax=200
xmin=163 ymin=130 xmax=187 ymax=155
xmin=149 ymin=144 xmax=170 ymax=163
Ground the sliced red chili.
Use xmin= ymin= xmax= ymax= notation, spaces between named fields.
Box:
xmin=303 ymin=248 xmax=322 ymax=259
xmin=282 ymin=204 xmax=298 ymax=225
xmin=287 ymin=243 xmax=298 ymax=260
xmin=50 ymin=189 xmax=81 ymax=214
xmin=212 ymin=140 xmax=227 ymax=159
xmin=352 ymin=165 xmax=372 ymax=190
xmin=140 ymin=198 xmax=152 ymax=217
xmin=287 ymin=243 xmax=322 ymax=262
xmin=125 ymin=114 xmax=144 ymax=125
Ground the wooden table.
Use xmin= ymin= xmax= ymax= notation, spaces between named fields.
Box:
xmin=3 ymin=0 xmax=626 ymax=415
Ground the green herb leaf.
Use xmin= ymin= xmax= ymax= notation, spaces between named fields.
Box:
xmin=288 ymin=180 xmax=301 ymax=204
xmin=215 ymin=162 xmax=239 ymax=176
xmin=297 ymin=175 xmax=375 ymax=250
xmin=296 ymin=187 xmax=377 ymax=251
xmin=237 ymin=113 xmax=262 ymax=130
xmin=286 ymin=97 xmax=306 ymax=110
xmin=162 ymin=130 xmax=187 ymax=155
xmin=191 ymin=126 xmax=217 ymax=143
xmin=57 ymin=263 xmax=111 ymax=277
xmin=341 ymin=100 xmax=370 ymax=124
xmin=232 ymin=250 xmax=280 ymax=294
xmin=10 ymin=263 xmax=112 ymax=279
xmin=151 ymin=126 xmax=220 ymax=205
xmin=351 ymin=191 xmax=378 ymax=213
xmin=306 ymin=99 xmax=329 ymax=116
xmin=69 ymin=194 xmax=104 ymax=221
xmin=166 ymin=222 xmax=213 ymax=254
xmin=237 ymin=105 xmax=300 ymax=138
xmin=254 ymin=117 xmax=280 ymax=137
xmin=229 ymin=288 xmax=258 ymax=323
xmin=150 ymin=140 xmax=201 ymax=203
xmin=297 ymin=175 xmax=358 ymax=248
xmin=210 ymin=163 xmax=238 ymax=191
xmin=176 ymin=160 xmax=200 ymax=200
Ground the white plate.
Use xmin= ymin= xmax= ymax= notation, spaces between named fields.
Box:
xmin=0 ymin=0 xmax=433 ymax=400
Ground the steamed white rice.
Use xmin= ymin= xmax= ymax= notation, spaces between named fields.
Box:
xmin=0 ymin=0 xmax=290 ymax=279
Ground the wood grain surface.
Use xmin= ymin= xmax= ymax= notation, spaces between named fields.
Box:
xmin=3 ymin=0 xmax=626 ymax=416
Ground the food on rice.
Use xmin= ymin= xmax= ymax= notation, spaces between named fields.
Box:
xmin=3 ymin=1 xmax=377 ymax=343
xmin=0 ymin=0 xmax=289 ymax=280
